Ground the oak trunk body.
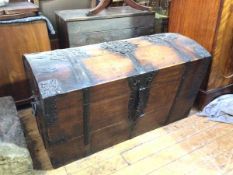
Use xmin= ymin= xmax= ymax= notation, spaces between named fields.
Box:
xmin=24 ymin=33 xmax=211 ymax=168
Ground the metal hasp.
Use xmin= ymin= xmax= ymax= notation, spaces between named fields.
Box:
xmin=87 ymin=0 xmax=152 ymax=16
xmin=128 ymin=72 xmax=155 ymax=122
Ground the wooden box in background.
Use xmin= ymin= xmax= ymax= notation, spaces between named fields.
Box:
xmin=56 ymin=6 xmax=155 ymax=48
xmin=169 ymin=0 xmax=233 ymax=109
xmin=24 ymin=33 xmax=211 ymax=167
xmin=39 ymin=0 xmax=91 ymax=31
xmin=0 ymin=2 xmax=39 ymax=20
xmin=0 ymin=21 xmax=51 ymax=104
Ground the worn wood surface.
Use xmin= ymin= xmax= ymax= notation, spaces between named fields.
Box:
xmin=0 ymin=12 xmax=36 ymax=20
xmin=0 ymin=2 xmax=38 ymax=20
xmin=18 ymin=109 xmax=233 ymax=175
xmin=56 ymin=6 xmax=155 ymax=47
xmin=207 ymin=0 xmax=233 ymax=90
xmin=24 ymin=33 xmax=211 ymax=167
xmin=169 ymin=0 xmax=222 ymax=52
xmin=56 ymin=6 xmax=155 ymax=22
xmin=198 ymin=0 xmax=233 ymax=109
xmin=169 ymin=0 xmax=233 ymax=109
xmin=39 ymin=0 xmax=91 ymax=30
xmin=68 ymin=26 xmax=155 ymax=47
xmin=0 ymin=2 xmax=38 ymax=14
xmin=19 ymin=109 xmax=52 ymax=170
xmin=0 ymin=21 xmax=51 ymax=105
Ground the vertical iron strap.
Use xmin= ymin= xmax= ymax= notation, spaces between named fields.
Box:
xmin=128 ymin=72 xmax=155 ymax=122
xmin=83 ymin=88 xmax=90 ymax=145
xmin=127 ymin=72 xmax=155 ymax=138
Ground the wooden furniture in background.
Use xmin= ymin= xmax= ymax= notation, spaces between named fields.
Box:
xmin=24 ymin=33 xmax=210 ymax=168
xmin=56 ymin=6 xmax=155 ymax=48
xmin=0 ymin=2 xmax=38 ymax=20
xmin=38 ymin=0 xmax=91 ymax=31
xmin=169 ymin=0 xmax=233 ymax=109
xmin=0 ymin=21 xmax=51 ymax=105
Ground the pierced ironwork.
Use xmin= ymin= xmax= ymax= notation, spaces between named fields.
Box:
xmin=128 ymin=72 xmax=155 ymax=122
xmin=101 ymin=40 xmax=137 ymax=55
xmin=101 ymin=40 xmax=144 ymax=73
xmin=39 ymin=79 xmax=63 ymax=98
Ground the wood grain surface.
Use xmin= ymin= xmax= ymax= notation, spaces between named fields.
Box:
xmin=169 ymin=0 xmax=233 ymax=109
xmin=0 ymin=2 xmax=38 ymax=15
xmin=18 ymin=108 xmax=233 ymax=175
xmin=24 ymin=33 xmax=211 ymax=167
xmin=207 ymin=0 xmax=233 ymax=89
xmin=169 ymin=0 xmax=222 ymax=52
xmin=0 ymin=21 xmax=51 ymax=104
xmin=56 ymin=6 xmax=155 ymax=47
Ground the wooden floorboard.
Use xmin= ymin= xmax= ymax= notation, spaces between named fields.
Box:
xmin=18 ymin=109 xmax=233 ymax=175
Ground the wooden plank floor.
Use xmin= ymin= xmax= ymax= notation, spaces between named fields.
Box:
xmin=18 ymin=109 xmax=233 ymax=175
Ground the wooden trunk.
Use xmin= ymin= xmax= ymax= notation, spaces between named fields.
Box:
xmin=169 ymin=0 xmax=233 ymax=108
xmin=56 ymin=6 xmax=155 ymax=48
xmin=24 ymin=33 xmax=211 ymax=168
